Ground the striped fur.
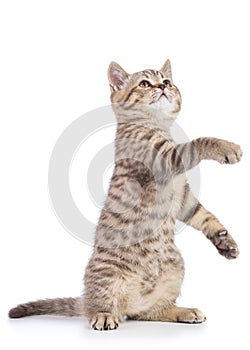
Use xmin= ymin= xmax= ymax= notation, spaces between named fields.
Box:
xmin=9 ymin=59 xmax=242 ymax=330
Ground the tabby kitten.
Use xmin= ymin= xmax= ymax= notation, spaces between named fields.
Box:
xmin=9 ymin=59 xmax=242 ymax=330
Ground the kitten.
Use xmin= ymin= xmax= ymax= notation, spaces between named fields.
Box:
xmin=9 ymin=59 xmax=242 ymax=330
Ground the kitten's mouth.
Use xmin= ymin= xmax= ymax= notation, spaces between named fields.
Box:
xmin=150 ymin=93 xmax=170 ymax=105
xmin=158 ymin=93 xmax=168 ymax=100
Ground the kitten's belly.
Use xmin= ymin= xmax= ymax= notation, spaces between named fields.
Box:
xmin=125 ymin=254 xmax=184 ymax=316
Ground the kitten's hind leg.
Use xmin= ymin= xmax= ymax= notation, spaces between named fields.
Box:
xmin=130 ymin=306 xmax=206 ymax=324
xmin=162 ymin=307 xmax=206 ymax=324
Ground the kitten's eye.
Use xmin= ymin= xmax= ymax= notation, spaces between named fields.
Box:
xmin=163 ymin=79 xmax=171 ymax=86
xmin=139 ymin=80 xmax=151 ymax=88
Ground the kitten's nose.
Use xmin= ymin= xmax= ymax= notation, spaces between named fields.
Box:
xmin=157 ymin=84 xmax=165 ymax=90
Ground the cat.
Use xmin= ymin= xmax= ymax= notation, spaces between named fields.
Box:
xmin=9 ymin=59 xmax=242 ymax=330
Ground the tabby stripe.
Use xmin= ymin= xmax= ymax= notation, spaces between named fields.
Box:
xmin=123 ymin=86 xmax=138 ymax=103
xmin=201 ymin=215 xmax=213 ymax=229
xmin=183 ymin=202 xmax=200 ymax=223
xmin=92 ymin=257 xmax=134 ymax=272
xmin=161 ymin=145 xmax=172 ymax=157
xmin=97 ymin=222 xmax=119 ymax=230
xmin=122 ymin=99 xmax=140 ymax=110
xmin=177 ymin=143 xmax=186 ymax=159
xmin=154 ymin=139 xmax=167 ymax=151
xmin=141 ymin=236 xmax=160 ymax=244
xmin=108 ymin=192 xmax=121 ymax=201
xmin=88 ymin=268 xmax=116 ymax=278
xmin=150 ymin=148 xmax=169 ymax=177
xmin=111 ymin=182 xmax=125 ymax=189
xmin=189 ymin=142 xmax=197 ymax=165
xmin=111 ymin=174 xmax=129 ymax=181
xmin=160 ymin=155 xmax=167 ymax=173
xmin=149 ymin=69 xmax=157 ymax=76
xmin=191 ymin=202 xmax=202 ymax=217
xmin=103 ymin=250 xmax=141 ymax=265
xmin=170 ymin=149 xmax=180 ymax=168
xmin=202 ymin=138 xmax=211 ymax=151
xmin=191 ymin=140 xmax=201 ymax=160
xmin=143 ymin=70 xmax=151 ymax=78
xmin=89 ymin=279 xmax=113 ymax=289
xmin=181 ymin=183 xmax=190 ymax=208
xmin=108 ymin=211 xmax=131 ymax=223
xmin=178 ymin=185 xmax=191 ymax=222
xmin=117 ymin=124 xmax=136 ymax=133
xmin=139 ymin=129 xmax=155 ymax=141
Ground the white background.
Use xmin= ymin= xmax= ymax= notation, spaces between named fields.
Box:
xmin=1 ymin=0 xmax=250 ymax=349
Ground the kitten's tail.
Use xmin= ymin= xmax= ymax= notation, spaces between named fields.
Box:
xmin=8 ymin=297 xmax=83 ymax=318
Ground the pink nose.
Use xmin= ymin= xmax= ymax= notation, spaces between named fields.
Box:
xmin=157 ymin=84 xmax=165 ymax=90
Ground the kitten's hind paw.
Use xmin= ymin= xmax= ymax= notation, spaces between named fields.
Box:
xmin=213 ymin=230 xmax=239 ymax=259
xmin=91 ymin=313 xmax=119 ymax=331
xmin=176 ymin=308 xmax=206 ymax=324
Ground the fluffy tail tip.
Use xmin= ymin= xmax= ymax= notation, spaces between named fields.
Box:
xmin=9 ymin=306 xmax=27 ymax=319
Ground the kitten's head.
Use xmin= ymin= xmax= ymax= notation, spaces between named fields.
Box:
xmin=108 ymin=59 xmax=181 ymax=120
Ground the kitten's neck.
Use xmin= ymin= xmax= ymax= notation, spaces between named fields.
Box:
xmin=113 ymin=103 xmax=178 ymax=137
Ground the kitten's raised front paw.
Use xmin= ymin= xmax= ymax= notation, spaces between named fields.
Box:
xmin=214 ymin=140 xmax=242 ymax=164
xmin=91 ymin=312 xmax=119 ymax=331
xmin=213 ymin=230 xmax=239 ymax=259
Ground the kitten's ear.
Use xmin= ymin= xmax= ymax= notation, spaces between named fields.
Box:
xmin=160 ymin=59 xmax=172 ymax=80
xmin=108 ymin=62 xmax=130 ymax=92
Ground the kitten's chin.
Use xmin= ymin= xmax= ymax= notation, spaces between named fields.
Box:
xmin=149 ymin=98 xmax=179 ymax=120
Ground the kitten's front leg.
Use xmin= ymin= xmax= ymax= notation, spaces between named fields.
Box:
xmin=178 ymin=187 xmax=239 ymax=259
xmin=189 ymin=203 xmax=239 ymax=259
xmin=171 ymin=137 xmax=242 ymax=174
xmin=192 ymin=137 xmax=242 ymax=165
